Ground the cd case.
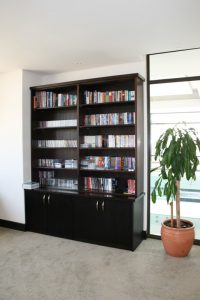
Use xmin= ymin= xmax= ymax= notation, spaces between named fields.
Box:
xmin=22 ymin=182 xmax=39 ymax=189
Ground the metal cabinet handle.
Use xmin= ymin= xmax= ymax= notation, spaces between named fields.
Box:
xmin=102 ymin=201 xmax=104 ymax=212
xmin=96 ymin=201 xmax=99 ymax=211
xmin=43 ymin=194 xmax=46 ymax=205
xmin=48 ymin=195 xmax=50 ymax=205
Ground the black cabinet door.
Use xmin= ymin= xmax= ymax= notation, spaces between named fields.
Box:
xmin=25 ymin=190 xmax=133 ymax=250
xmin=98 ymin=199 xmax=117 ymax=245
xmin=73 ymin=196 xmax=133 ymax=249
xmin=25 ymin=190 xmax=46 ymax=234
xmin=46 ymin=193 xmax=73 ymax=238
xmin=99 ymin=199 xmax=132 ymax=249
xmin=74 ymin=196 xmax=106 ymax=243
xmin=113 ymin=201 xmax=133 ymax=249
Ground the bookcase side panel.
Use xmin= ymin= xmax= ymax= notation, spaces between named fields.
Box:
xmin=135 ymin=78 xmax=144 ymax=197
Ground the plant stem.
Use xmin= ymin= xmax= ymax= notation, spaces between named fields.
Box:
xmin=170 ymin=201 xmax=173 ymax=227
xmin=176 ymin=180 xmax=181 ymax=228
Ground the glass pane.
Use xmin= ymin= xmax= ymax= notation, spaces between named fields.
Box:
xmin=150 ymin=81 xmax=200 ymax=239
xmin=150 ymin=49 xmax=200 ymax=80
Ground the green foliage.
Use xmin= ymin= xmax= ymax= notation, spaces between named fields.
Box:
xmin=151 ymin=125 xmax=200 ymax=204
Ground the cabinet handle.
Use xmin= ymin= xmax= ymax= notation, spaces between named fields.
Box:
xmin=43 ymin=194 xmax=45 ymax=205
xmin=48 ymin=195 xmax=50 ymax=205
xmin=102 ymin=201 xmax=104 ymax=212
xmin=96 ymin=201 xmax=99 ymax=211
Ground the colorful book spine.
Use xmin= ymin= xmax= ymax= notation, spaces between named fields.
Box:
xmin=83 ymin=90 xmax=135 ymax=104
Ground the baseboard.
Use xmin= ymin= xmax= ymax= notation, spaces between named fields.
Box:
xmin=142 ymin=230 xmax=147 ymax=239
xmin=0 ymin=219 xmax=25 ymax=231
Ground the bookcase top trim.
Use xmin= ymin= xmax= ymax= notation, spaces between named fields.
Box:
xmin=30 ymin=73 xmax=145 ymax=91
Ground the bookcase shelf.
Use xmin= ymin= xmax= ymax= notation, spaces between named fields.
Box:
xmin=33 ymin=126 xmax=77 ymax=130
xmin=27 ymin=73 xmax=144 ymax=251
xmin=33 ymin=147 xmax=77 ymax=149
xmin=33 ymin=105 xmax=77 ymax=111
xmin=33 ymin=167 xmax=77 ymax=171
xmin=80 ymin=101 xmax=134 ymax=109
xmin=80 ymin=147 xmax=135 ymax=151
xmin=30 ymin=74 xmax=143 ymax=195
xmin=80 ymin=169 xmax=135 ymax=174
xmin=79 ymin=124 xmax=135 ymax=129
xmin=81 ymin=190 xmax=135 ymax=198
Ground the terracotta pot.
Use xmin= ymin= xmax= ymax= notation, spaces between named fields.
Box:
xmin=161 ymin=219 xmax=195 ymax=257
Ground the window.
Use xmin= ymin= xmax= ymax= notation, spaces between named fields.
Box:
xmin=148 ymin=49 xmax=200 ymax=240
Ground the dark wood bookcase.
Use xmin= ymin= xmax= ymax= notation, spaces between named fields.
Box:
xmin=25 ymin=73 xmax=144 ymax=251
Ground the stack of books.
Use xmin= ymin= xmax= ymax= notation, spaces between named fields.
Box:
xmin=84 ymin=90 xmax=135 ymax=104
xmin=84 ymin=177 xmax=119 ymax=192
xmin=34 ymin=140 xmax=77 ymax=148
xmin=33 ymin=91 xmax=77 ymax=108
xmin=81 ymin=156 xmax=135 ymax=171
xmin=22 ymin=182 xmax=39 ymax=190
xmin=84 ymin=112 xmax=135 ymax=126
xmin=82 ymin=135 xmax=135 ymax=148
xmin=36 ymin=119 xmax=77 ymax=128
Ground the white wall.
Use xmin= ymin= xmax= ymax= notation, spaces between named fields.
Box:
xmin=41 ymin=62 xmax=146 ymax=84
xmin=0 ymin=70 xmax=43 ymax=223
xmin=0 ymin=70 xmax=24 ymax=223
xmin=41 ymin=61 xmax=148 ymax=230
xmin=22 ymin=70 xmax=44 ymax=182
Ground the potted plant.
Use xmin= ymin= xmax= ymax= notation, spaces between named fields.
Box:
xmin=151 ymin=124 xmax=200 ymax=257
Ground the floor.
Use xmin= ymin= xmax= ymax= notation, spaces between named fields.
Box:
xmin=0 ymin=227 xmax=200 ymax=300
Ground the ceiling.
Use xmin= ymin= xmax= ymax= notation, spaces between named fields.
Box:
xmin=0 ymin=0 xmax=200 ymax=74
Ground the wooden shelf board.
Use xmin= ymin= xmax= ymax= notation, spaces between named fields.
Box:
xmin=80 ymin=124 xmax=135 ymax=129
xmin=33 ymin=167 xmax=77 ymax=170
xmin=79 ymin=147 xmax=135 ymax=151
xmin=33 ymin=147 xmax=77 ymax=149
xmin=80 ymin=101 xmax=134 ymax=108
xmin=33 ymin=126 xmax=77 ymax=130
xmin=80 ymin=169 xmax=135 ymax=174
xmin=33 ymin=105 xmax=77 ymax=111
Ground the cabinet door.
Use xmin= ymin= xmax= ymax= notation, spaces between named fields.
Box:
xmin=25 ymin=190 xmax=46 ymax=234
xmin=98 ymin=199 xmax=116 ymax=245
xmin=74 ymin=197 xmax=105 ymax=243
xmin=74 ymin=197 xmax=132 ymax=249
xmin=113 ymin=201 xmax=133 ymax=249
xmin=46 ymin=193 xmax=73 ymax=238
xmin=100 ymin=199 xmax=132 ymax=248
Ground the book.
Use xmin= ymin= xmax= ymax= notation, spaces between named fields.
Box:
xmin=22 ymin=182 xmax=39 ymax=190
xmin=127 ymin=179 xmax=135 ymax=194
xmin=108 ymin=135 xmax=115 ymax=148
xmin=33 ymin=96 xmax=37 ymax=108
xmin=128 ymin=135 xmax=135 ymax=147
